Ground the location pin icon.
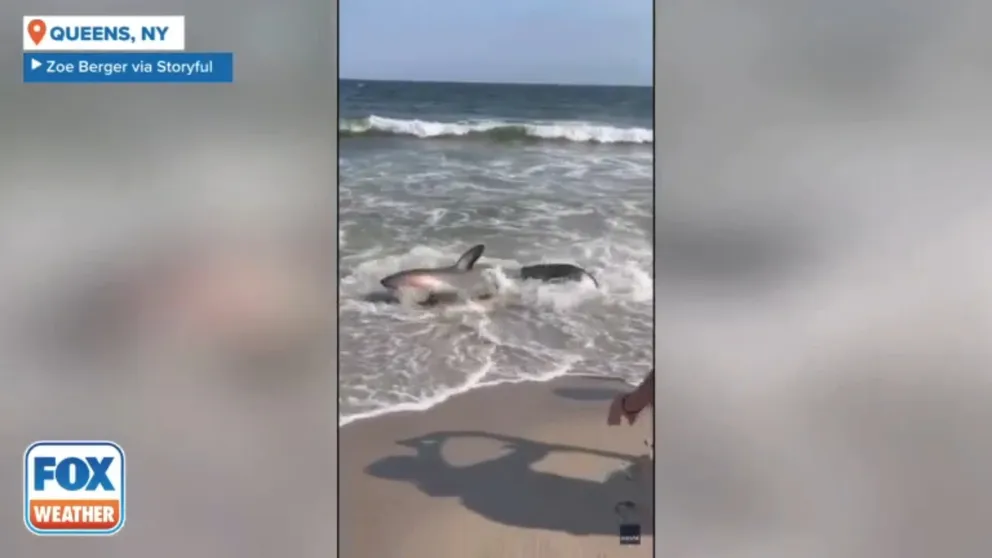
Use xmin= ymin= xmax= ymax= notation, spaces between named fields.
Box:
xmin=27 ymin=19 xmax=46 ymax=46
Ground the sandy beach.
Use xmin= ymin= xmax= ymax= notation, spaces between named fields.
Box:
xmin=340 ymin=376 xmax=654 ymax=557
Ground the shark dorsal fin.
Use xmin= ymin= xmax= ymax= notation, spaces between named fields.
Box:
xmin=454 ymin=244 xmax=485 ymax=271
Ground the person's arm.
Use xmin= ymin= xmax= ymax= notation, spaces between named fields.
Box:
xmin=608 ymin=368 xmax=655 ymax=425
xmin=622 ymin=369 xmax=654 ymax=413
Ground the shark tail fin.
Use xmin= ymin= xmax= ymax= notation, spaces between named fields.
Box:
xmin=583 ymin=270 xmax=600 ymax=288
xmin=454 ymin=244 xmax=485 ymax=271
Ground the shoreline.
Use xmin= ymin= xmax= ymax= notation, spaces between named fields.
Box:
xmin=339 ymin=375 xmax=654 ymax=557
xmin=339 ymin=373 xmax=639 ymax=427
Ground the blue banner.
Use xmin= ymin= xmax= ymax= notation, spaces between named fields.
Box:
xmin=23 ymin=52 xmax=233 ymax=83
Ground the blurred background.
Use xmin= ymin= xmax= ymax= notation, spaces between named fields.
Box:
xmin=0 ymin=1 xmax=336 ymax=557
xmin=656 ymin=1 xmax=992 ymax=557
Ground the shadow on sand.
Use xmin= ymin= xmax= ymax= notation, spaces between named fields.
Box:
xmin=365 ymin=430 xmax=654 ymax=537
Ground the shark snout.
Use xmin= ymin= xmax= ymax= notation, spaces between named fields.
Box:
xmin=380 ymin=274 xmax=401 ymax=289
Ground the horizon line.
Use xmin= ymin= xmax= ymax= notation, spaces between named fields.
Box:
xmin=339 ymin=76 xmax=652 ymax=88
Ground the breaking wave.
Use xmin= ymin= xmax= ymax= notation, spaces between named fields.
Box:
xmin=340 ymin=115 xmax=653 ymax=144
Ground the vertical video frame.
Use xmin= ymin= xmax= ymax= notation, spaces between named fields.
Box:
xmin=338 ymin=1 xmax=655 ymax=556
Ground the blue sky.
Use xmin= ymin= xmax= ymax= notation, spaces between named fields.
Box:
xmin=340 ymin=0 xmax=652 ymax=86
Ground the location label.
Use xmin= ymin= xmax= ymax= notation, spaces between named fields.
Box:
xmin=27 ymin=19 xmax=46 ymax=45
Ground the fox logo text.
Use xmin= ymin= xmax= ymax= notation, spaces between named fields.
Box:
xmin=24 ymin=441 xmax=126 ymax=536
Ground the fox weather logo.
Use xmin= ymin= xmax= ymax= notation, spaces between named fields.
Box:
xmin=23 ymin=441 xmax=126 ymax=536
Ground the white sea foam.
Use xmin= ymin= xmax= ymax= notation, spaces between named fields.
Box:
xmin=338 ymin=243 xmax=653 ymax=426
xmin=339 ymin=113 xmax=653 ymax=425
xmin=340 ymin=114 xmax=653 ymax=144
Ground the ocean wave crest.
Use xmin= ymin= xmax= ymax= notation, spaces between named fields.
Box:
xmin=340 ymin=115 xmax=653 ymax=144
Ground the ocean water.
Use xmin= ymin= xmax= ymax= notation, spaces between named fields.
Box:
xmin=339 ymin=80 xmax=654 ymax=425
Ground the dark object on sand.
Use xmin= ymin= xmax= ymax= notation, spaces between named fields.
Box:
xmin=519 ymin=263 xmax=599 ymax=288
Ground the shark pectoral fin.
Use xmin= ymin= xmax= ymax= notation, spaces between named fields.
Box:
xmin=454 ymin=244 xmax=485 ymax=271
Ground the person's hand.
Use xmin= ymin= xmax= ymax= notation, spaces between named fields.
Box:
xmin=608 ymin=393 xmax=641 ymax=426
